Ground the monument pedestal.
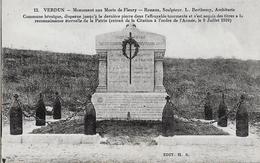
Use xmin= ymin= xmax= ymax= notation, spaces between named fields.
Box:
xmin=92 ymin=92 xmax=167 ymax=120
xmin=93 ymin=24 xmax=167 ymax=120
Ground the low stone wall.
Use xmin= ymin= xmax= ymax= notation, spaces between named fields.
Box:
xmin=3 ymin=134 xmax=104 ymax=145
xmin=3 ymin=134 xmax=259 ymax=146
xmin=154 ymin=135 xmax=260 ymax=146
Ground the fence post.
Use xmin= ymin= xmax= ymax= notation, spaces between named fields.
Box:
xmin=236 ymin=95 xmax=249 ymax=137
xmin=204 ymin=92 xmax=213 ymax=120
xmin=84 ymin=94 xmax=96 ymax=135
xmin=162 ymin=96 xmax=175 ymax=137
xmin=36 ymin=93 xmax=46 ymax=126
xmin=53 ymin=92 xmax=61 ymax=119
xmin=10 ymin=94 xmax=23 ymax=135
xmin=218 ymin=93 xmax=228 ymax=127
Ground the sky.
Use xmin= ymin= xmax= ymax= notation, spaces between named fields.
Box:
xmin=2 ymin=0 xmax=260 ymax=60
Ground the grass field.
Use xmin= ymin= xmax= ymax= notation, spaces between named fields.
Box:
xmin=2 ymin=48 xmax=260 ymax=121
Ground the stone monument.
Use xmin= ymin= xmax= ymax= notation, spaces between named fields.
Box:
xmin=92 ymin=24 xmax=167 ymax=120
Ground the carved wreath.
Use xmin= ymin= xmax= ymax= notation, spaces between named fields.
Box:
xmin=122 ymin=38 xmax=140 ymax=59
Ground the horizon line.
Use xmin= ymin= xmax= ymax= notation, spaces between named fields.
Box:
xmin=3 ymin=47 xmax=260 ymax=61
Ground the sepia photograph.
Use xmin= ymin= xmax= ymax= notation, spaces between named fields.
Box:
xmin=1 ymin=0 xmax=260 ymax=162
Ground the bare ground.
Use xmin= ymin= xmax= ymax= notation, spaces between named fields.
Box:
xmin=31 ymin=119 xmax=228 ymax=145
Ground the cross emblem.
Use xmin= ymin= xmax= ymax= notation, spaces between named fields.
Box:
xmin=122 ymin=32 xmax=140 ymax=84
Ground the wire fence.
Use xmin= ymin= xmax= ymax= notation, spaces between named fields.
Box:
xmin=3 ymin=90 xmax=245 ymax=131
xmin=170 ymin=95 xmax=241 ymax=125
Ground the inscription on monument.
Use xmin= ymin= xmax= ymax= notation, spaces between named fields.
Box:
xmin=107 ymin=50 xmax=154 ymax=92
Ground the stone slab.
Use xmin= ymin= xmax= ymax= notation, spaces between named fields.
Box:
xmin=3 ymin=134 xmax=259 ymax=147
xmin=3 ymin=134 xmax=103 ymax=145
xmin=2 ymin=135 xmax=23 ymax=144
xmin=92 ymin=92 xmax=167 ymax=120
xmin=154 ymin=135 xmax=260 ymax=146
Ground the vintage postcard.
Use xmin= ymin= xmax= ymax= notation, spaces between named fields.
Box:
xmin=1 ymin=0 xmax=260 ymax=162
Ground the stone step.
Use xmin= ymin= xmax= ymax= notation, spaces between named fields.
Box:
xmin=3 ymin=134 xmax=259 ymax=146
xmin=92 ymin=92 xmax=167 ymax=120
xmin=154 ymin=135 xmax=260 ymax=146
xmin=3 ymin=134 xmax=103 ymax=145
xmin=98 ymin=104 xmax=164 ymax=108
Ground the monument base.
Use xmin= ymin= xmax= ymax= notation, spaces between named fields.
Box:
xmin=92 ymin=92 xmax=167 ymax=120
